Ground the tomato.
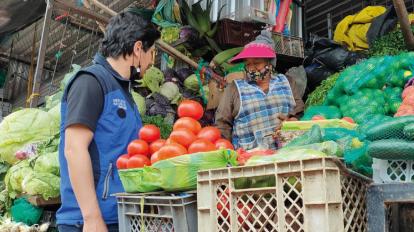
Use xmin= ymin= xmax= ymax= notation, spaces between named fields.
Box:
xmin=237 ymin=202 xmax=254 ymax=229
xmin=139 ymin=125 xmax=161 ymax=143
xmin=173 ymin=117 xmax=202 ymax=134
xmin=177 ymin=100 xmax=204 ymax=120
xmin=312 ymin=115 xmax=325 ymax=121
xmin=116 ymin=154 xmax=129 ymax=170
xmin=188 ymin=139 xmax=216 ymax=153
xmin=197 ymin=126 xmax=221 ymax=143
xmin=150 ymin=151 xmax=161 ymax=165
xmin=149 ymin=139 xmax=166 ymax=154
xmin=215 ymin=139 xmax=234 ymax=150
xmin=217 ymin=189 xmax=230 ymax=220
xmin=127 ymin=139 xmax=150 ymax=157
xmin=342 ymin=117 xmax=355 ymax=124
xmin=158 ymin=143 xmax=188 ymax=161
xmin=169 ymin=128 xmax=197 ymax=148
xmin=126 ymin=154 xmax=150 ymax=169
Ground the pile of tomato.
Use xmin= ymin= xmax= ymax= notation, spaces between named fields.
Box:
xmin=117 ymin=100 xmax=234 ymax=170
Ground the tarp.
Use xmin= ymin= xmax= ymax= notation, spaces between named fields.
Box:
xmin=0 ymin=0 xmax=46 ymax=42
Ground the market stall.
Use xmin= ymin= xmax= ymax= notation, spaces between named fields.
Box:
xmin=0 ymin=0 xmax=414 ymax=231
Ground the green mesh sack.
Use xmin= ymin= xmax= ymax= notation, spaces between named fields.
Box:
xmin=387 ymin=70 xmax=413 ymax=88
xmin=358 ymin=114 xmax=393 ymax=134
xmin=368 ymin=139 xmax=414 ymax=160
xmin=152 ymin=149 xmax=238 ymax=191
xmin=344 ymin=142 xmax=372 ymax=176
xmin=302 ymin=106 xmax=342 ymax=120
xmin=285 ymin=125 xmax=323 ymax=147
xmin=365 ymin=116 xmax=414 ymax=141
xmin=280 ymin=141 xmax=342 ymax=157
xmin=322 ymin=128 xmax=363 ymax=141
xmin=11 ymin=198 xmax=43 ymax=226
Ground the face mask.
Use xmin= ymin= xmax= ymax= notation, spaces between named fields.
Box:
xmin=245 ymin=65 xmax=271 ymax=82
xmin=130 ymin=65 xmax=141 ymax=82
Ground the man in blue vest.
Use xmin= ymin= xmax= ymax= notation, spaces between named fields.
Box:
xmin=57 ymin=12 xmax=160 ymax=232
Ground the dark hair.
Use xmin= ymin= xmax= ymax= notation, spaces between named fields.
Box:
xmin=100 ymin=12 xmax=160 ymax=58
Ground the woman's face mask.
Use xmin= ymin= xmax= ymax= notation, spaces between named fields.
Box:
xmin=245 ymin=65 xmax=271 ymax=82
xmin=244 ymin=58 xmax=272 ymax=82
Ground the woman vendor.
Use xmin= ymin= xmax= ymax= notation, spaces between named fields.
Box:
xmin=215 ymin=30 xmax=296 ymax=150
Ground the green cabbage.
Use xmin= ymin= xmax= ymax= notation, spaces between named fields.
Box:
xmin=138 ymin=66 xmax=164 ymax=93
xmin=184 ymin=74 xmax=199 ymax=92
xmin=160 ymin=82 xmax=182 ymax=104
xmin=4 ymin=160 xmax=34 ymax=198
xmin=131 ymin=91 xmax=146 ymax=116
xmin=48 ymin=103 xmax=61 ymax=125
xmin=22 ymin=172 xmax=60 ymax=200
xmin=34 ymin=152 xmax=59 ymax=176
xmin=44 ymin=91 xmax=63 ymax=111
xmin=60 ymin=64 xmax=81 ymax=91
xmin=0 ymin=109 xmax=59 ymax=164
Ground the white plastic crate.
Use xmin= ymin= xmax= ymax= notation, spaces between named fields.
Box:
xmin=117 ymin=192 xmax=197 ymax=232
xmin=372 ymin=158 xmax=414 ymax=183
xmin=197 ymin=157 xmax=371 ymax=232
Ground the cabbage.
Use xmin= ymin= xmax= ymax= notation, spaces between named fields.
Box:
xmin=184 ymin=74 xmax=199 ymax=92
xmin=0 ymin=109 xmax=59 ymax=164
xmin=131 ymin=91 xmax=146 ymax=116
xmin=138 ymin=66 xmax=164 ymax=93
xmin=22 ymin=172 xmax=60 ymax=200
xmin=34 ymin=152 xmax=59 ymax=176
xmin=60 ymin=64 xmax=81 ymax=91
xmin=44 ymin=91 xmax=63 ymax=110
xmin=48 ymin=103 xmax=61 ymax=125
xmin=4 ymin=160 xmax=34 ymax=198
xmin=160 ymin=82 xmax=182 ymax=104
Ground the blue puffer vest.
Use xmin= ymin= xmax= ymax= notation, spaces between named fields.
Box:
xmin=57 ymin=54 xmax=141 ymax=225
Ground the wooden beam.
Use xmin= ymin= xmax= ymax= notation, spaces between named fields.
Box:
xmin=393 ymin=0 xmax=414 ymax=50
xmin=89 ymin=0 xmax=117 ymax=17
xmin=54 ymin=0 xmax=110 ymax=24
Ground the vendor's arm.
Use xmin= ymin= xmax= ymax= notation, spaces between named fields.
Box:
xmin=64 ymin=75 xmax=107 ymax=231
xmin=215 ymin=82 xmax=240 ymax=141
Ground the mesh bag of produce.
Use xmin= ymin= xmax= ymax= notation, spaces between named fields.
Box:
xmin=368 ymin=139 xmax=414 ymax=160
xmin=365 ymin=116 xmax=414 ymax=141
xmin=386 ymin=69 xmax=414 ymax=88
xmin=357 ymin=114 xmax=393 ymax=133
xmin=344 ymin=142 xmax=372 ymax=176
xmin=285 ymin=125 xmax=323 ymax=147
xmin=301 ymin=106 xmax=342 ymax=120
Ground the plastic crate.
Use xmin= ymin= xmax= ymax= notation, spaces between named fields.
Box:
xmin=117 ymin=192 xmax=197 ymax=232
xmin=197 ymin=157 xmax=371 ymax=232
xmin=372 ymin=158 xmax=414 ymax=183
xmin=273 ymin=32 xmax=304 ymax=58
xmin=367 ymin=183 xmax=414 ymax=232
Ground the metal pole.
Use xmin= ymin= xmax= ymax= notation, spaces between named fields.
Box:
xmin=30 ymin=0 xmax=53 ymax=108
xmin=327 ymin=13 xmax=332 ymax=39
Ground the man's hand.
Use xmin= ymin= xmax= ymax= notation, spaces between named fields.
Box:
xmin=83 ymin=216 xmax=108 ymax=232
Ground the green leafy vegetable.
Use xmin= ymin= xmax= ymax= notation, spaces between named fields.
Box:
xmin=369 ymin=26 xmax=414 ymax=57
xmin=184 ymin=74 xmax=199 ymax=92
xmin=160 ymin=82 xmax=182 ymax=104
xmin=305 ymin=73 xmax=339 ymax=107
xmin=141 ymin=115 xmax=173 ymax=139
xmin=137 ymin=66 xmax=164 ymax=93
xmin=4 ymin=160 xmax=34 ymax=198
xmin=22 ymin=172 xmax=60 ymax=200
xmin=34 ymin=152 xmax=59 ymax=176
xmin=0 ymin=109 xmax=59 ymax=164
xmin=131 ymin=91 xmax=146 ymax=116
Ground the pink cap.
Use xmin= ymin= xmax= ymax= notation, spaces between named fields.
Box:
xmin=229 ymin=43 xmax=276 ymax=63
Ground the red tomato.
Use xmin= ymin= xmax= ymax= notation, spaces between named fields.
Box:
xmin=150 ymin=151 xmax=161 ymax=165
xmin=217 ymin=189 xmax=230 ymax=220
xmin=215 ymin=139 xmax=234 ymax=150
xmin=116 ymin=154 xmax=129 ymax=170
xmin=312 ymin=115 xmax=325 ymax=121
xmin=149 ymin=139 xmax=166 ymax=154
xmin=158 ymin=143 xmax=188 ymax=161
xmin=127 ymin=139 xmax=150 ymax=157
xmin=126 ymin=155 xmax=150 ymax=169
xmin=188 ymin=139 xmax=216 ymax=153
xmin=342 ymin=117 xmax=355 ymax=124
xmin=237 ymin=202 xmax=254 ymax=229
xmin=177 ymin=100 xmax=204 ymax=120
xmin=173 ymin=117 xmax=202 ymax=134
xmin=197 ymin=126 xmax=221 ymax=143
xmin=139 ymin=125 xmax=161 ymax=143
xmin=169 ymin=128 xmax=197 ymax=148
